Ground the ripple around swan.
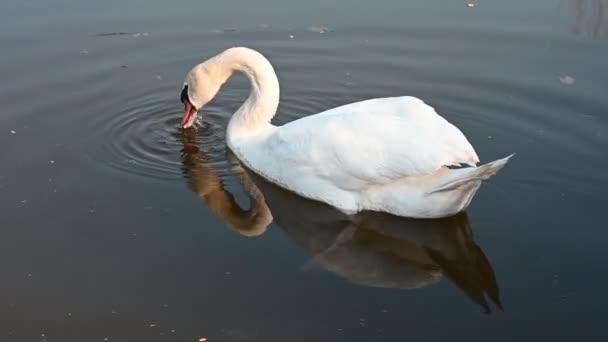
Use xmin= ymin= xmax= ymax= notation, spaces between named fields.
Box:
xmin=83 ymin=91 xmax=228 ymax=183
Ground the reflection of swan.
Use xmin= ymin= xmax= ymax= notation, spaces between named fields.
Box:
xmin=180 ymin=130 xmax=503 ymax=313
xmin=178 ymin=47 xmax=512 ymax=219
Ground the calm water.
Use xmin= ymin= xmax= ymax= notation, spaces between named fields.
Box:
xmin=1 ymin=0 xmax=608 ymax=341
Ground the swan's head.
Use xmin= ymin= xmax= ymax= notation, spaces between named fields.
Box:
xmin=179 ymin=61 xmax=226 ymax=128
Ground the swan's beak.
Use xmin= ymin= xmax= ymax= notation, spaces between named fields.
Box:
xmin=181 ymin=100 xmax=199 ymax=129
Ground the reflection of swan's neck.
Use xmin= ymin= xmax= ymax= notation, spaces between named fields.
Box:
xmin=200 ymin=171 xmax=272 ymax=237
xmin=182 ymin=140 xmax=273 ymax=236
xmin=215 ymin=48 xmax=280 ymax=143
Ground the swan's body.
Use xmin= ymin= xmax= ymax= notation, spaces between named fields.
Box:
xmin=179 ymin=47 xmax=512 ymax=218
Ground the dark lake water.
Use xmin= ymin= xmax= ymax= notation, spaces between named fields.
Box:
xmin=1 ymin=0 xmax=608 ymax=341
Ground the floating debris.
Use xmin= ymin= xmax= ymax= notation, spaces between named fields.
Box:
xmin=50 ymin=160 xmax=54 ymax=164
xmin=289 ymin=35 xmax=295 ymax=39
xmin=156 ymin=75 xmax=163 ymax=80
xmin=149 ymin=323 xmax=157 ymax=328
xmin=559 ymin=75 xmax=575 ymax=85
xmin=199 ymin=338 xmax=207 ymax=342
xmin=10 ymin=130 xmax=16 ymax=134
xmin=467 ymin=1 xmax=476 ymax=8
xmin=211 ymin=28 xmax=237 ymax=33
xmin=130 ymin=32 xmax=148 ymax=38
xmin=359 ymin=318 xmax=367 ymax=327
xmin=80 ymin=49 xmax=89 ymax=55
xmin=95 ymin=32 xmax=130 ymax=37
xmin=307 ymin=25 xmax=332 ymax=33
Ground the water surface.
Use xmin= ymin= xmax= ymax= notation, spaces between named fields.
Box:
xmin=1 ymin=0 xmax=607 ymax=341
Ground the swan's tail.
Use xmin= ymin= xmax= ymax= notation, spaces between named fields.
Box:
xmin=428 ymin=154 xmax=514 ymax=194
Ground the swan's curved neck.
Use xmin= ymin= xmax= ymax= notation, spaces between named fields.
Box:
xmin=214 ymin=48 xmax=280 ymax=142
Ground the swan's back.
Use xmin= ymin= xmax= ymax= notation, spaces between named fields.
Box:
xmin=267 ymin=96 xmax=480 ymax=190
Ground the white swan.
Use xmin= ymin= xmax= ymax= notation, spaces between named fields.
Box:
xmin=179 ymin=47 xmax=513 ymax=218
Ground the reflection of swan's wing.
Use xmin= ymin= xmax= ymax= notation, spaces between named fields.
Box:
xmin=318 ymin=229 xmax=443 ymax=289
xmin=425 ymin=240 xmax=503 ymax=313
xmin=180 ymin=129 xmax=272 ymax=236
xmin=363 ymin=212 xmax=502 ymax=313
xmin=244 ymin=173 xmax=502 ymax=312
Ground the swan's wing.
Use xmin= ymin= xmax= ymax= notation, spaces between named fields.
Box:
xmin=268 ymin=96 xmax=479 ymax=190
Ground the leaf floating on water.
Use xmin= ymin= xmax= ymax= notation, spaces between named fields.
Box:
xmin=559 ymin=75 xmax=575 ymax=85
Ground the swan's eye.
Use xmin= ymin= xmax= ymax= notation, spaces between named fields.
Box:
xmin=180 ymin=85 xmax=189 ymax=104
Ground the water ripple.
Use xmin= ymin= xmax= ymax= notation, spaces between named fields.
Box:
xmin=83 ymin=91 xmax=226 ymax=182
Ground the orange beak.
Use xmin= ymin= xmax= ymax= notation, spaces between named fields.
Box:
xmin=181 ymin=100 xmax=198 ymax=128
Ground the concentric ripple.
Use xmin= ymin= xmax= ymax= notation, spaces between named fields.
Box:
xmin=83 ymin=90 xmax=228 ymax=183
